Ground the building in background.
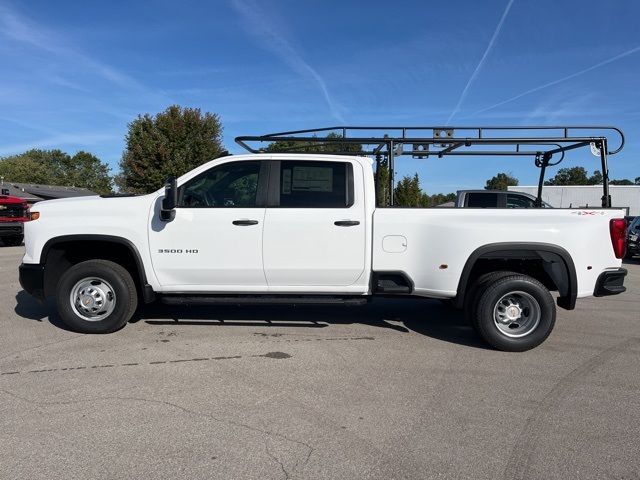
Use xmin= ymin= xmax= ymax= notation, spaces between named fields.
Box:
xmin=508 ymin=185 xmax=640 ymax=216
xmin=0 ymin=180 xmax=96 ymax=205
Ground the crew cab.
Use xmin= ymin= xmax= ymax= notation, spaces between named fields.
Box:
xmin=0 ymin=194 xmax=28 ymax=247
xmin=19 ymin=152 xmax=628 ymax=351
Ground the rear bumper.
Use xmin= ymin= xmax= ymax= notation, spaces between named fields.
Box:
xmin=593 ymin=268 xmax=627 ymax=297
xmin=19 ymin=263 xmax=45 ymax=300
xmin=0 ymin=222 xmax=23 ymax=237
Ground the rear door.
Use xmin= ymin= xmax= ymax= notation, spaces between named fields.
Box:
xmin=262 ymin=159 xmax=366 ymax=287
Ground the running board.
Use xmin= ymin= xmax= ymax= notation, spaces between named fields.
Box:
xmin=159 ymin=295 xmax=369 ymax=306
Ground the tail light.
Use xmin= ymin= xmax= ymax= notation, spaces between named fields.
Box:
xmin=609 ymin=218 xmax=627 ymax=259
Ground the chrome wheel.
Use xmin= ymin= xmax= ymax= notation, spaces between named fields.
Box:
xmin=493 ymin=290 xmax=541 ymax=338
xmin=70 ymin=277 xmax=117 ymax=321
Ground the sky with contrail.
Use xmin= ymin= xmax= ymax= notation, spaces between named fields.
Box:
xmin=446 ymin=0 xmax=515 ymax=125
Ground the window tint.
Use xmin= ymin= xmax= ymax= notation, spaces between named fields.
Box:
xmin=506 ymin=194 xmax=536 ymax=208
xmin=466 ymin=192 xmax=498 ymax=208
xmin=278 ymin=161 xmax=352 ymax=208
xmin=179 ymin=161 xmax=260 ymax=208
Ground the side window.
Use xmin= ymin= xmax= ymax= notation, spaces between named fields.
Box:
xmin=506 ymin=194 xmax=535 ymax=208
xmin=278 ymin=161 xmax=353 ymax=208
xmin=178 ymin=161 xmax=261 ymax=208
xmin=466 ymin=192 xmax=498 ymax=208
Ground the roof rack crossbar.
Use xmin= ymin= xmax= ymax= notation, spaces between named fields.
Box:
xmin=234 ymin=125 xmax=625 ymax=208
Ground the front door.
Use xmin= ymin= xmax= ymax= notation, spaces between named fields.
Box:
xmin=149 ymin=160 xmax=267 ymax=291
xmin=262 ymin=159 xmax=366 ymax=287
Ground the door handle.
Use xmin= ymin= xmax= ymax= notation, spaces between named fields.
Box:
xmin=232 ymin=219 xmax=259 ymax=226
xmin=334 ymin=220 xmax=360 ymax=227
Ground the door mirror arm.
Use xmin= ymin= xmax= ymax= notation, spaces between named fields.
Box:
xmin=161 ymin=177 xmax=178 ymax=222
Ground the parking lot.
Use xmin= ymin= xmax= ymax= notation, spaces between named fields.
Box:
xmin=1 ymin=245 xmax=639 ymax=479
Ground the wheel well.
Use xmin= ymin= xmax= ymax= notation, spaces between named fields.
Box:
xmin=455 ymin=244 xmax=577 ymax=310
xmin=42 ymin=239 xmax=149 ymax=301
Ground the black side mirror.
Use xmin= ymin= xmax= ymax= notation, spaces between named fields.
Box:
xmin=161 ymin=177 xmax=178 ymax=221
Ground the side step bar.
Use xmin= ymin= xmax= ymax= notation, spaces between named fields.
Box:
xmin=159 ymin=295 xmax=369 ymax=306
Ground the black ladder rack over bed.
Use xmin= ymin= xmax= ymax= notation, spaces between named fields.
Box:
xmin=235 ymin=125 xmax=625 ymax=207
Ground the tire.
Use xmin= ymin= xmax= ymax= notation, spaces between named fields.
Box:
xmin=463 ymin=271 xmax=514 ymax=326
xmin=471 ymin=274 xmax=556 ymax=352
xmin=56 ymin=259 xmax=138 ymax=333
xmin=3 ymin=235 xmax=23 ymax=247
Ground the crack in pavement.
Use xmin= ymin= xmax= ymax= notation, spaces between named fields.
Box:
xmin=0 ymin=352 xmax=290 ymax=376
xmin=1 ymin=389 xmax=315 ymax=478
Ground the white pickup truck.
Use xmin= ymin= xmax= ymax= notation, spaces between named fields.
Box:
xmin=19 ymin=150 xmax=628 ymax=351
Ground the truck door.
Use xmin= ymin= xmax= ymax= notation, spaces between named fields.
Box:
xmin=149 ymin=160 xmax=268 ymax=291
xmin=262 ymin=159 xmax=366 ymax=287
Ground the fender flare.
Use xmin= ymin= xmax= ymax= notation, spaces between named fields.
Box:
xmin=41 ymin=234 xmax=155 ymax=303
xmin=454 ymin=242 xmax=577 ymax=310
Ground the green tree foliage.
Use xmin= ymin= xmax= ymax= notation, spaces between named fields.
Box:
xmin=394 ymin=174 xmax=425 ymax=207
xmin=545 ymin=166 xmax=590 ymax=185
xmin=265 ymin=132 xmax=362 ymax=154
xmin=375 ymin=155 xmax=390 ymax=207
xmin=545 ymin=167 xmax=635 ymax=186
xmin=392 ymin=173 xmax=455 ymax=207
xmin=485 ymin=172 xmax=519 ymax=190
xmin=0 ymin=149 xmax=112 ymax=194
xmin=117 ymin=105 xmax=224 ymax=194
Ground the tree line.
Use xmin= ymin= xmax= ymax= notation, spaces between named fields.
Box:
xmin=0 ymin=105 xmax=637 ymax=204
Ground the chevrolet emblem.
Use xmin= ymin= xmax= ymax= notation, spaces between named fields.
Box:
xmin=0 ymin=205 xmax=6 ymax=210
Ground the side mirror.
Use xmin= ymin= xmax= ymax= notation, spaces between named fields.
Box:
xmin=161 ymin=177 xmax=177 ymax=221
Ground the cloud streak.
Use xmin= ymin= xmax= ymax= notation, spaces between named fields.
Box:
xmin=471 ymin=45 xmax=640 ymax=117
xmin=0 ymin=3 xmax=158 ymax=93
xmin=229 ymin=0 xmax=345 ymax=123
xmin=446 ymin=0 xmax=515 ymax=125
xmin=0 ymin=132 xmax=119 ymax=157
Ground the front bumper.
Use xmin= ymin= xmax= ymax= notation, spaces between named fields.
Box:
xmin=593 ymin=268 xmax=627 ymax=297
xmin=0 ymin=222 xmax=23 ymax=237
xmin=19 ymin=263 xmax=45 ymax=300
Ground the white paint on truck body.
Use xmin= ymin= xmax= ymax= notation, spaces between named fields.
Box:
xmin=509 ymin=185 xmax=640 ymax=216
xmin=24 ymin=154 xmax=624 ymax=302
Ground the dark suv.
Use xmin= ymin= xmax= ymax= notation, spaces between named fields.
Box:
xmin=627 ymin=217 xmax=640 ymax=259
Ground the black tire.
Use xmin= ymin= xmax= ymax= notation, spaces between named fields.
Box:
xmin=56 ymin=259 xmax=138 ymax=333
xmin=3 ymin=235 xmax=23 ymax=247
xmin=471 ymin=274 xmax=555 ymax=352
xmin=463 ymin=271 xmax=514 ymax=326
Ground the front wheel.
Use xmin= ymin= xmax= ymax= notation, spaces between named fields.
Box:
xmin=56 ymin=259 xmax=138 ymax=333
xmin=471 ymin=274 xmax=556 ymax=352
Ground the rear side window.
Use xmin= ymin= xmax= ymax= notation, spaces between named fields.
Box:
xmin=277 ymin=161 xmax=353 ymax=208
xmin=466 ymin=192 xmax=498 ymax=208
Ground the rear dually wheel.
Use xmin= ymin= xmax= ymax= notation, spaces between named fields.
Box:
xmin=471 ymin=273 xmax=556 ymax=352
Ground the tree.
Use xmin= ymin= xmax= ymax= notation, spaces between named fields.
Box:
xmin=116 ymin=105 xmax=224 ymax=194
xmin=485 ymin=172 xmax=519 ymax=191
xmin=610 ymin=178 xmax=634 ymax=185
xmin=375 ymin=155 xmax=390 ymax=207
xmin=635 ymin=177 xmax=640 ymax=185
xmin=545 ymin=166 xmax=590 ymax=186
xmin=0 ymin=149 xmax=112 ymax=194
xmin=588 ymin=170 xmax=603 ymax=185
xmin=394 ymin=174 xmax=428 ymax=207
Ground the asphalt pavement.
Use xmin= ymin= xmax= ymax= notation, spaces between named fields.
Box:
xmin=1 ymin=245 xmax=639 ymax=479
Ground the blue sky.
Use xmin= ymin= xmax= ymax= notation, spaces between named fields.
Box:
xmin=0 ymin=0 xmax=638 ymax=192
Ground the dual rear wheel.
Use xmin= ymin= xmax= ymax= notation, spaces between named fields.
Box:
xmin=466 ymin=272 xmax=556 ymax=351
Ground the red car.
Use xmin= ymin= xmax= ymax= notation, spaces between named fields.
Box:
xmin=0 ymin=194 xmax=29 ymax=246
